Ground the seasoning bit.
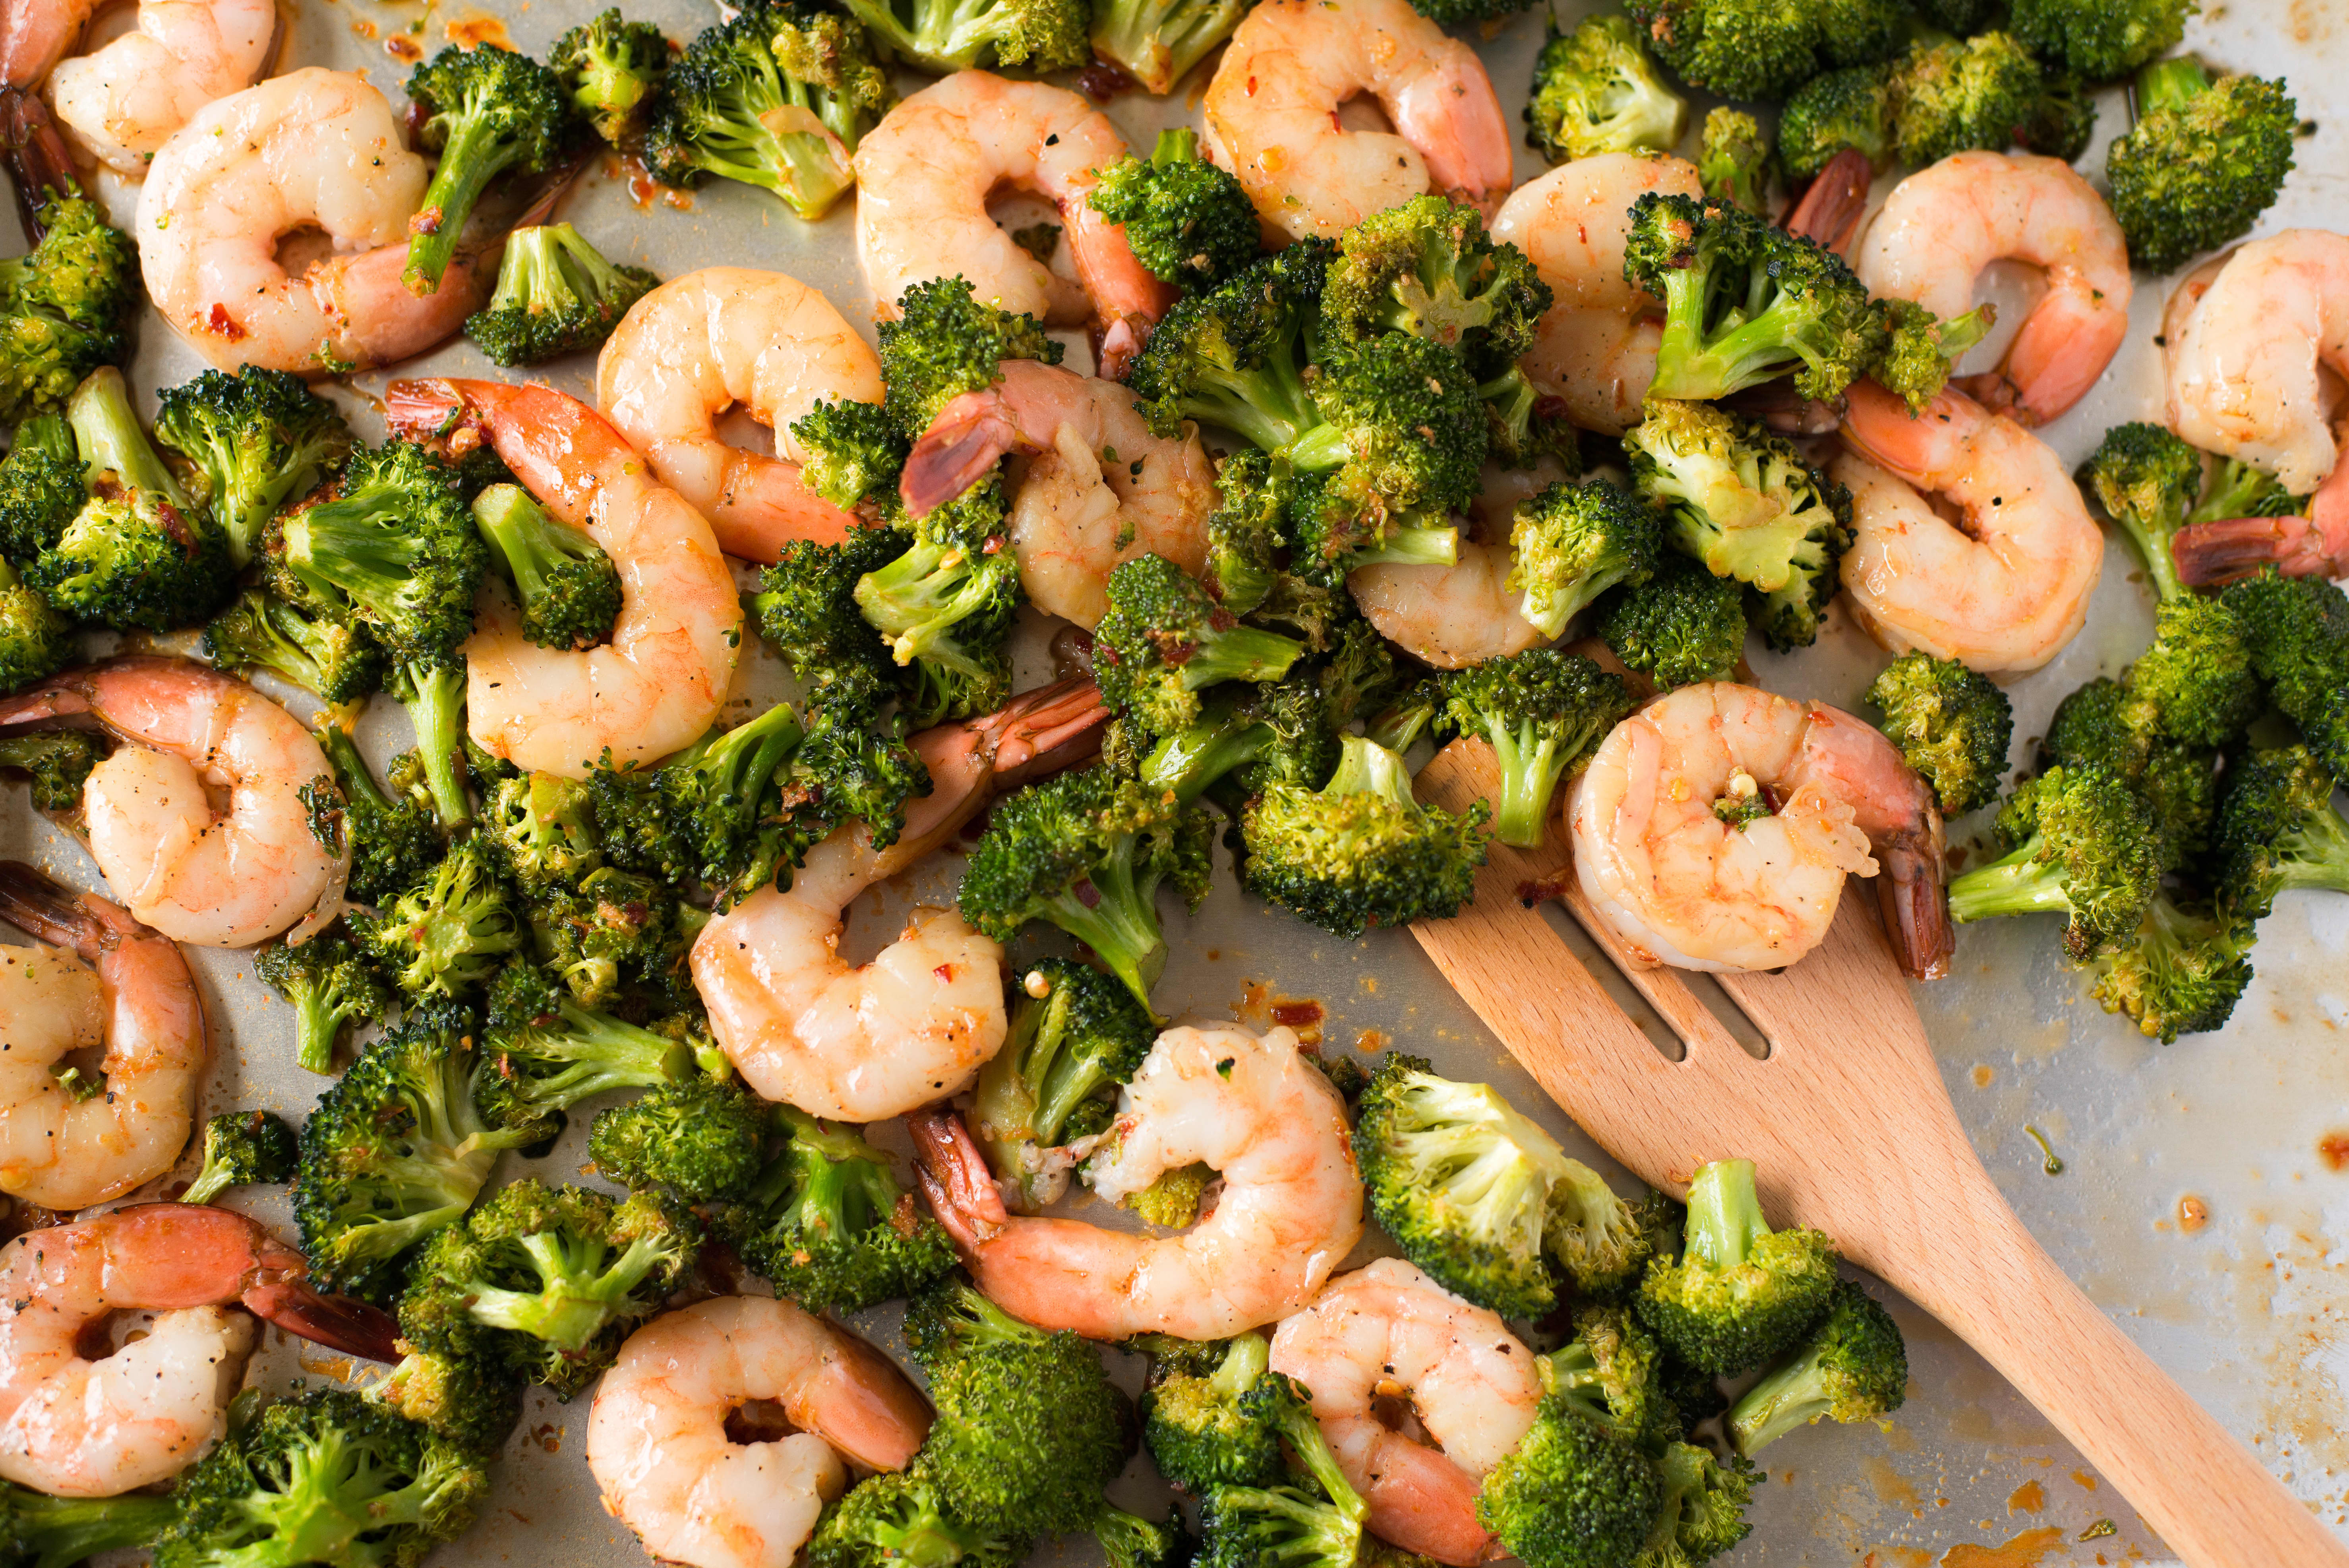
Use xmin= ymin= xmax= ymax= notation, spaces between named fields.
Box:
xmin=2024 ymin=1125 xmax=2065 ymax=1175
xmin=2077 ymin=1518 xmax=2115 ymax=1541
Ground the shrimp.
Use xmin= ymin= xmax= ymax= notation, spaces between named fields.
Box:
xmin=1348 ymin=541 xmax=1546 ymax=671
xmin=1204 ymin=0 xmax=1512 ymax=245
xmin=136 ymin=69 xmax=505 ymax=374
xmin=0 ymin=1203 xmax=400 ymax=1496
xmin=853 ymin=73 xmax=1174 ymax=379
xmin=596 ymin=267 xmax=883 ymax=565
xmin=1489 ymin=154 xmax=1705 ymax=437
xmin=902 ymin=360 xmax=1215 ymax=627
xmin=1834 ymin=378 xmax=2102 ymax=675
xmin=0 ymin=862 xmax=203 ymax=1209
xmin=1854 ymin=150 xmax=2132 ymax=428
xmin=909 ymin=1022 xmax=1364 ymax=1340
xmin=1567 ymin=681 xmax=1952 ymax=980
xmin=693 ymin=677 xmax=1110 ymax=1121
xmin=1267 ymin=1258 xmax=1543 ymax=1566
xmin=47 ymin=0 xmax=274 ymax=176
xmin=383 ymin=377 xmax=741 ymax=779
xmin=588 ymin=1297 xmax=931 ymax=1568
xmin=0 ymin=658 xmax=343 ymax=948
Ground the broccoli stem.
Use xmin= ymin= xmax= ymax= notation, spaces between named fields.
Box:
xmin=1726 ymin=1338 xmax=1841 ymax=1454
xmin=1040 ymin=840 xmax=1171 ymax=1010
xmin=1343 ymin=522 xmax=1460 ymax=571
xmin=405 ymin=100 xmax=512 ymax=297
xmin=1187 ymin=360 xmax=1318 ymax=454
xmin=67 ymin=367 xmax=186 ymax=507
xmin=1483 ymin=717 xmax=1571 ymax=850
xmin=2135 ymin=57 xmax=2210 ymax=117
xmin=1143 ymin=698 xmax=1271 ymax=803
xmin=464 ymin=1229 xmax=677 ymax=1349
xmin=1683 ymin=1157 xmax=1768 ymax=1270
xmin=10 ymin=1488 xmax=179 ymax=1568
xmin=395 ymin=660 xmax=472 ymax=829
xmin=1945 ymin=838 xmax=2071 ymax=924
xmin=1209 ymin=1332 xmax=1270 ymax=1399
xmin=2278 ymin=809 xmax=2349 ymax=897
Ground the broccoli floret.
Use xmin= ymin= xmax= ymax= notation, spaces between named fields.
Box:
xmin=973 ymin=957 xmax=1156 ymax=1207
xmin=312 ymin=725 xmax=443 ymax=908
xmin=1865 ymin=651 xmax=2014 ymax=817
xmin=2222 ymin=570 xmax=2349 ymax=784
xmin=526 ymin=866 xmax=700 ymax=1010
xmin=1598 ymin=553 xmax=1747 ymax=692
xmin=1353 ymin=1053 xmax=1574 ymax=1317
xmin=295 ymin=1005 xmax=546 ymax=1302
xmin=1619 ymin=0 xmax=1823 ymax=101
xmin=179 ymin=1108 xmax=300 ymax=1205
xmin=480 ymin=769 xmax=600 ymax=893
xmin=2079 ymin=421 xmax=2203 ymax=605
xmin=1540 ymin=1304 xmax=1681 ymax=1456
xmin=2019 ymin=69 xmax=2099 ymax=162
xmin=836 ymin=0 xmax=1086 ymax=75
xmin=878 ymin=276 xmax=1063 ymax=441
xmin=354 ymin=837 xmax=523 ymax=1000
xmin=1095 ymin=1504 xmax=1195 ymax=1568
xmin=587 ymin=1077 xmax=769 ymax=1202
xmin=2214 ymin=743 xmax=2349 ymax=923
xmin=23 ymin=366 xmax=231 ymax=632
xmin=1129 ymin=244 xmax=1328 ymax=453
xmin=1318 ymin=196 xmax=1550 ymax=379
xmin=550 ymin=10 xmax=669 ymax=147
xmin=387 ymin=660 xmax=474 ymax=831
xmin=373 ymin=1343 xmax=524 ymax=1458
xmin=1623 ymin=193 xmax=1876 ymax=406
xmin=2190 ymin=456 xmax=2301 ymax=530
xmin=400 ymin=1178 xmax=697 ymax=1399
xmin=471 ymin=480 xmax=621 ymax=651
xmin=1627 ymin=400 xmax=1852 ymax=652
xmin=712 ymin=1103 xmax=958 ymax=1312
xmin=2036 ymin=678 xmax=2216 ymax=878
xmin=960 ymin=764 xmax=1212 ymax=1010
xmin=2108 ymin=59 xmax=2296 ymax=274
xmin=269 ymin=440 xmax=484 ymax=667
xmin=202 ymin=589 xmax=385 ymax=706
xmin=902 ymin=1276 xmax=1133 ymax=1537
xmin=0 ymin=557 xmax=70 ymax=695
xmin=0 ymin=188 xmax=135 ymax=429
xmin=1698 ymin=109 xmax=1772 ymax=217
xmin=1778 ymin=65 xmax=1895 ymax=182
xmin=1240 ymin=733 xmax=1488 ymax=938
xmin=1139 ymin=665 xmax=1343 ymax=807
xmin=1862 ymin=296 xmax=1997 ymax=417
xmin=1636 ymin=1158 xmax=1839 ymax=1377
xmin=806 ymin=1469 xmax=1032 ymax=1568
xmin=464 ymin=223 xmax=658 ymax=367
xmin=0 ymin=412 xmax=83 ymax=562
xmin=1201 ymin=449 xmax=1295 ymax=618
xmin=789 ymin=399 xmax=911 ymax=520
xmin=0 ymin=1477 xmax=174 ymax=1568
xmin=152 ymin=1386 xmax=484 ymax=1568
xmin=2007 ymin=0 xmax=2195 ymax=82
xmin=1284 ymin=335 xmax=1486 ymax=582
xmin=153 ymin=366 xmax=350 ymax=570
xmin=2126 ymin=594 xmax=2260 ymax=751
xmin=1642 ymin=1440 xmax=1756 ymax=1566
xmin=1507 ymin=478 xmax=1662 ymax=641
xmin=754 ymin=524 xmax=904 ymax=684
xmin=1726 ymin=1278 xmax=1906 ymax=1456
xmin=0 ymin=729 xmax=107 ymax=810
xmin=2084 ymin=890 xmax=2255 ymax=1043
xmin=1888 ymin=33 xmax=2044 ymax=167
xmin=479 ymin=961 xmax=712 ymax=1119
xmin=1142 ymin=1332 xmax=1281 ymax=1493
xmin=1433 ymin=651 xmax=1632 ymax=848
xmin=853 ymin=481 xmax=1021 ymax=725
xmin=1196 ymin=1374 xmax=1368 ymax=1568
xmin=1474 ymin=1394 xmax=1662 ymax=1568
xmin=1088 ymin=0 xmax=1246 ymax=94
xmin=1524 ymin=15 xmax=1686 ymax=167
xmin=1949 ymin=764 xmax=2163 ymax=960
xmin=1548 ymin=1170 xmax=1679 ymax=1303
xmin=402 ymin=44 xmax=575 ymax=296
xmin=1088 ymin=129 xmax=1259 ymax=293
xmin=256 ymin=928 xmax=396 ymax=1074
xmin=1094 ymin=552 xmax=1306 ymax=737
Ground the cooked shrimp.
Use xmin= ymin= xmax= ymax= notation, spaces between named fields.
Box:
xmin=0 ymin=658 xmax=343 ymax=948
xmin=1489 ymin=154 xmax=1705 ymax=437
xmin=910 ymin=1022 xmax=1363 ymax=1340
xmin=596 ymin=267 xmax=883 ymax=565
xmin=1267 ymin=1258 xmax=1542 ymax=1566
xmin=0 ymin=0 xmax=79 ymax=227
xmin=902 ymin=360 xmax=1215 ymax=627
xmin=693 ymin=678 xmax=1110 ymax=1121
xmin=1204 ymin=0 xmax=1511 ymax=245
xmin=853 ymin=73 xmax=1174 ymax=377
xmin=1854 ymin=150 xmax=2132 ymax=428
xmin=383 ymin=377 xmax=740 ymax=778
xmin=136 ymin=68 xmax=502 ymax=373
xmin=588 ymin=1297 xmax=931 ymax=1568
xmin=1349 ymin=541 xmax=1546 ymax=671
xmin=47 ymin=0 xmax=273 ymax=175
xmin=0 ymin=1203 xmax=401 ymax=1496
xmin=1834 ymin=378 xmax=2101 ymax=675
xmin=1568 ymin=681 xmax=1952 ymax=979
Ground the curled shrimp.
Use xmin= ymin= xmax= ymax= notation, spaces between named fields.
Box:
xmin=692 ymin=677 xmax=1109 ymax=1122
xmin=588 ymin=1297 xmax=932 ymax=1568
xmin=853 ymin=73 xmax=1173 ymax=379
xmin=1567 ymin=681 xmax=1951 ymax=979
xmin=910 ymin=1022 xmax=1363 ymax=1340
xmin=0 ymin=0 xmax=85 ymax=222
xmin=0 ymin=658 xmax=344 ymax=947
xmin=1834 ymin=379 xmax=2102 ymax=675
xmin=1349 ymin=540 xmax=1546 ymax=671
xmin=136 ymin=69 xmax=507 ymax=373
xmin=47 ymin=0 xmax=273 ymax=175
xmin=1267 ymin=1258 xmax=1542 ymax=1566
xmin=596 ymin=267 xmax=884 ymax=565
xmin=1489 ymin=154 xmax=1704 ymax=437
xmin=384 ymin=377 xmax=742 ymax=779
xmin=1854 ymin=150 xmax=2131 ymax=428
xmin=0 ymin=862 xmax=203 ymax=1209
xmin=902 ymin=360 xmax=1215 ymax=628
xmin=0 ymin=1203 xmax=399 ymax=1496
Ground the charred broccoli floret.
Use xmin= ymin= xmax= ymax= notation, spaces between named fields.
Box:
xmin=1778 ymin=65 xmax=1895 ymax=182
xmin=877 ymin=275 xmax=1062 ymax=440
xmin=464 ymin=223 xmax=659 ymax=367
xmin=1596 ymin=553 xmax=1747 ymax=692
xmin=2084 ymin=891 xmax=2255 ymax=1043
xmin=0 ymin=558 xmax=70 ymax=695
xmin=1088 ymin=129 xmax=1259 ymax=292
xmin=2078 ymin=421 xmax=2205 ymax=606
xmin=0 ymin=729 xmax=108 ymax=810
xmin=551 ymin=10 xmax=670 ymax=147
xmin=0 ymin=411 xmax=83 ymax=563
xmin=2214 ymin=743 xmax=2349 ymax=922
xmin=2007 ymin=0 xmax=2195 ymax=82
xmin=1539 ymin=1304 xmax=1680 ymax=1456
xmin=1618 ymin=0 xmax=1821 ymax=101
xmin=202 ymin=589 xmax=385 ymax=706
xmin=355 ymin=837 xmax=524 ymax=1000
xmin=153 ymin=365 xmax=351 ymax=569
xmin=1318 ymin=196 xmax=1550 ymax=377
xmin=472 ymin=481 xmax=621 ymax=651
xmin=480 ymin=769 xmax=600 ymax=893
xmin=1699 ymin=109 xmax=1772 ymax=216
xmin=256 ymin=927 xmax=396 ymax=1074
xmin=854 ymin=480 xmax=1020 ymax=726
xmin=972 ymin=957 xmax=1155 ymax=1208
xmin=402 ymin=44 xmax=575 ymax=295
xmin=311 ymin=725 xmax=443 ymax=909
xmin=1093 ymin=552 xmax=1307 ymax=737
xmin=1888 ymin=32 xmax=2045 ymax=167
xmin=1128 ymin=244 xmax=1327 ymax=452
xmin=0 ymin=187 xmax=135 ymax=428
xmin=524 ymin=866 xmax=701 ymax=1012
xmin=1523 ymin=15 xmax=1685 ymax=166
xmin=2127 ymin=594 xmax=2261 ymax=752
xmin=1282 ymin=337 xmax=1484 ymax=581
xmin=1864 ymin=651 xmax=2014 ymax=817
xmin=180 ymin=1109 xmax=300 ymax=1205
xmin=1432 ymin=651 xmax=1632 ymax=848
xmin=373 ymin=1342 xmax=524 ymax=1458
xmin=1948 ymin=764 xmax=2163 ymax=961
xmin=2107 ymin=59 xmax=2297 ymax=274
xmin=1142 ymin=1333 xmax=1281 ymax=1493
xmin=1548 ymin=1170 xmax=1680 ymax=1303
xmin=587 ymin=1077 xmax=769 ymax=1203
xmin=1726 ymin=1279 xmax=1907 ymax=1456
xmin=1635 ymin=1158 xmax=1839 ymax=1377
xmin=753 ymin=524 xmax=904 ymax=685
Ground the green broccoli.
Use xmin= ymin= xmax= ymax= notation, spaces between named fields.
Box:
xmin=1318 ymin=196 xmax=1550 ymax=378
xmin=1699 ymin=109 xmax=1772 ymax=216
xmin=788 ymin=398 xmax=911 ymax=520
xmin=753 ymin=524 xmax=904 ymax=684
xmin=854 ymin=481 xmax=1021 ymax=727
xmin=1137 ymin=663 xmax=1345 ymax=806
xmin=2214 ymin=743 xmax=2349 ymax=922
xmin=1088 ymin=129 xmax=1260 ymax=292
xmin=1282 ymin=339 xmax=1485 ymax=582
xmin=878 ymin=275 xmax=1062 ymax=440
xmin=1094 ymin=552 xmax=1307 ymax=737
xmin=478 ymin=961 xmax=715 ymax=1118
xmin=2020 ymin=69 xmax=2100 ymax=162
xmin=1507 ymin=478 xmax=1661 ymax=641
xmin=1643 ymin=1440 xmax=1757 ymax=1566
xmin=1888 ymin=33 xmax=2045 ymax=167
xmin=1095 ymin=1504 xmax=1195 ymax=1568
xmin=526 ymin=866 xmax=701 ymax=1011
xmin=354 ymin=837 xmax=523 ymax=1000
xmin=805 ymin=1469 xmax=1031 ymax=1568
xmin=587 ymin=1077 xmax=770 ymax=1202
xmin=1240 ymin=733 xmax=1488 ymax=938
xmin=1726 ymin=1279 xmax=1907 ymax=1456
xmin=2084 ymin=891 xmax=2255 ymax=1043
xmin=402 ymin=43 xmax=575 ymax=295
xmin=464 ymin=223 xmax=659 ymax=367
xmin=2037 ymin=677 xmax=2217 ymax=876
xmin=550 ymin=10 xmax=670 ymax=147
xmin=1864 ymin=651 xmax=2014 ymax=817
xmin=2007 ymin=0 xmax=2196 ymax=82
xmin=2107 ymin=59 xmax=2297 ymax=274
xmin=972 ymin=957 xmax=1155 ymax=1207
xmin=837 ymin=0 xmax=1085 ymax=79
xmin=1523 ymin=16 xmax=1686 ymax=166
xmin=1432 ymin=651 xmax=1632 ymax=848
xmin=1127 ymin=244 xmax=1327 ymax=453
xmin=1088 ymin=0 xmax=1247 ymax=94
xmin=480 ymin=769 xmax=600 ymax=893
xmin=151 ymin=1386 xmax=485 ymax=1568
xmin=1540 ymin=1304 xmax=1681 ymax=1456
xmin=2078 ymin=421 xmax=2206 ymax=605
xmin=0 ymin=729 xmax=108 ymax=811
xmin=2126 ymin=593 xmax=2261 ymax=751
xmin=311 ymin=724 xmax=443 ymax=908
xmin=0 ymin=411 xmax=83 ymax=562
xmin=471 ymin=481 xmax=621 ymax=651
xmin=1597 ymin=553 xmax=1748 ymax=692
xmin=1636 ymin=1158 xmax=1839 ymax=1377
xmin=373 ymin=1342 xmax=524 ymax=1458
xmin=152 ymin=365 xmax=351 ymax=569
xmin=2222 ymin=570 xmax=2349 ymax=785
xmin=1948 ymin=765 xmax=2163 ymax=961
xmin=1548 ymin=1167 xmax=1680 ymax=1303
xmin=256 ymin=928 xmax=396 ymax=1073
xmin=1778 ymin=65 xmax=1896 ymax=182
xmin=201 ymin=588 xmax=386 ymax=706
xmin=1474 ymin=1394 xmax=1662 ymax=1568
xmin=1196 ymin=1374 xmax=1369 ymax=1568
xmin=0 ymin=557 xmax=70 ymax=695
xmin=179 ymin=1108 xmax=300 ymax=1205
xmin=0 ymin=186 xmax=135 ymax=429
xmin=1142 ymin=1332 xmax=1281 ymax=1493
xmin=0 ymin=1477 xmax=174 ymax=1568
xmin=1618 ymin=0 xmax=1823 ymax=101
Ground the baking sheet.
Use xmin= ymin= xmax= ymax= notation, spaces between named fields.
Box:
xmin=4 ymin=0 xmax=2348 ymax=1562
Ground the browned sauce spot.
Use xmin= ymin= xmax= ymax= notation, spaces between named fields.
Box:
xmin=384 ymin=33 xmax=422 ymax=62
xmin=1941 ymin=1527 xmax=2067 ymax=1568
xmin=2005 ymin=1480 xmax=2044 ymax=1514
xmin=2321 ymin=1132 xmax=2349 ymax=1172
xmin=2177 ymin=1194 xmax=2209 ymax=1233
xmin=1270 ymin=1000 xmax=1323 ymax=1029
xmin=444 ymin=14 xmax=511 ymax=49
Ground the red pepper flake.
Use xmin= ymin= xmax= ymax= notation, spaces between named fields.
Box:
xmin=934 ymin=963 xmax=956 ymax=983
xmin=204 ymin=303 xmax=246 ymax=341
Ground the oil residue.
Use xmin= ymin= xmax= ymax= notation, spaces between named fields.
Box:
xmin=2320 ymin=1131 xmax=2349 ymax=1171
xmin=2005 ymin=1479 xmax=2045 ymax=1513
xmin=443 ymin=12 xmax=511 ymax=49
xmin=1941 ymin=1525 xmax=2067 ymax=1568
xmin=2176 ymin=1193 xmax=2209 ymax=1233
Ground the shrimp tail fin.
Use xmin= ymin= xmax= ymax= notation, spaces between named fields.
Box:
xmin=985 ymin=676 xmax=1111 ymax=787
xmin=2171 ymin=514 xmax=2325 ymax=586
xmin=383 ymin=377 xmax=470 ymax=443
xmin=0 ymin=860 xmax=103 ymax=952
xmin=1951 ymin=370 xmax=2035 ymax=427
xmin=1783 ymin=148 xmax=1871 ymax=257
xmin=1 ymin=90 xmax=78 ymax=243
xmin=1872 ymin=828 xmax=1953 ymax=981
xmin=1096 ymin=313 xmax=1155 ymax=383
xmin=901 ymin=391 xmax=1022 ymax=519
xmin=907 ymin=1109 xmax=1009 ymax=1250
xmin=242 ymin=1280 xmax=406 ymax=1364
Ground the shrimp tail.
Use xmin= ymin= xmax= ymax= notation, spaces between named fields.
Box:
xmin=2170 ymin=514 xmax=2330 ymax=585
xmin=240 ymin=1280 xmax=405 ymax=1364
xmin=0 ymin=859 xmax=108 ymax=954
xmin=1096 ymin=313 xmax=1153 ymax=383
xmin=1783 ymin=148 xmax=1871 ymax=257
xmin=1 ymin=89 xmax=77 ymax=241
xmin=383 ymin=376 xmax=472 ymax=444
xmin=906 ymin=1109 xmax=1008 ymax=1250
xmin=1951 ymin=370 xmax=2035 ymax=427
xmin=1871 ymin=826 xmax=1953 ymax=981
xmin=981 ymin=675 xmax=1112 ymax=787
xmin=901 ymin=389 xmax=1023 ymax=519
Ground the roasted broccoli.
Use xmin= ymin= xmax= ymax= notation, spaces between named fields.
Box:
xmin=1474 ymin=1393 xmax=1662 ymax=1568
xmin=1523 ymin=15 xmax=1685 ymax=166
xmin=2078 ymin=421 xmax=2206 ymax=606
xmin=1196 ymin=1374 xmax=1369 ymax=1568
xmin=854 ymin=481 xmax=1020 ymax=726
xmin=972 ymin=957 xmax=1156 ymax=1207
xmin=1142 ymin=1332 xmax=1281 ymax=1494
xmin=1548 ymin=1169 xmax=1680 ymax=1303
xmin=1432 ymin=651 xmax=1631 ymax=848
xmin=1949 ymin=765 xmax=2163 ymax=960
xmin=256 ymin=928 xmax=396 ymax=1074
xmin=1539 ymin=1304 xmax=1680 ymax=1456
xmin=479 ymin=769 xmax=600 ymax=893
xmin=1597 ymin=553 xmax=1748 ymax=692
xmin=526 ymin=866 xmax=701 ymax=1012
xmin=0 ymin=729 xmax=107 ymax=811
xmin=312 ymin=724 xmax=443 ymax=909
xmin=587 ymin=1077 xmax=769 ymax=1202
xmin=753 ymin=524 xmax=904 ymax=686
xmin=2215 ymin=743 xmax=2349 ymax=922
xmin=0 ymin=1477 xmax=174 ymax=1568
xmin=1618 ymin=0 xmax=1822 ymax=101
xmin=836 ymin=0 xmax=1086 ymax=79
xmin=1699 ymin=108 xmax=1772 ymax=216
xmin=1318 ymin=196 xmax=1550 ymax=379
xmin=2127 ymin=593 xmax=2261 ymax=752
xmin=1889 ymin=32 xmax=2044 ymax=167
xmin=354 ymin=838 xmax=522 ymax=1001
xmin=202 ymin=589 xmax=386 ymax=706
xmin=1088 ymin=0 xmax=1247 ymax=94
xmin=1094 ymin=552 xmax=1307 ymax=737
xmin=0 ymin=557 xmax=70 ymax=695
xmin=180 ymin=1108 xmax=300 ymax=1205
xmin=1282 ymin=337 xmax=1485 ymax=581
xmin=1088 ymin=129 xmax=1259 ymax=292
xmin=464 ymin=223 xmax=659 ymax=367
xmin=1778 ymin=65 xmax=1896 ymax=182
xmin=2007 ymin=0 xmax=2195 ymax=82
xmin=0 ymin=411 xmax=82 ymax=562
xmin=1240 ymin=733 xmax=1488 ymax=938
xmin=374 ymin=1342 xmax=525 ymax=1458
xmin=2084 ymin=890 xmax=2256 ymax=1043
xmin=471 ymin=480 xmax=621 ymax=651
xmin=153 ymin=365 xmax=351 ymax=569
xmin=2037 ymin=676 xmax=2218 ymax=876
xmin=550 ymin=10 xmax=670 ymax=147
xmin=2222 ymin=570 xmax=2349 ymax=785
xmin=806 ymin=1469 xmax=1031 ymax=1568
xmin=1127 ymin=244 xmax=1327 ymax=452
xmin=479 ymin=962 xmax=715 ymax=1118
xmin=0 ymin=187 xmax=135 ymax=429
xmin=1865 ymin=651 xmax=2014 ymax=817
xmin=1636 ymin=1158 xmax=1839 ymax=1377
xmin=2107 ymin=59 xmax=2297 ymax=274
xmin=1726 ymin=1279 xmax=1907 ymax=1456
xmin=877 ymin=275 xmax=1063 ymax=440
xmin=1094 ymin=1504 xmax=1194 ymax=1568
xmin=402 ymin=44 xmax=575 ymax=295
xmin=1506 ymin=478 xmax=1661 ymax=641
xmin=1645 ymin=1440 xmax=1757 ymax=1566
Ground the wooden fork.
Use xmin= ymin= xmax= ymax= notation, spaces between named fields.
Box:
xmin=1408 ymin=742 xmax=2349 ymax=1568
